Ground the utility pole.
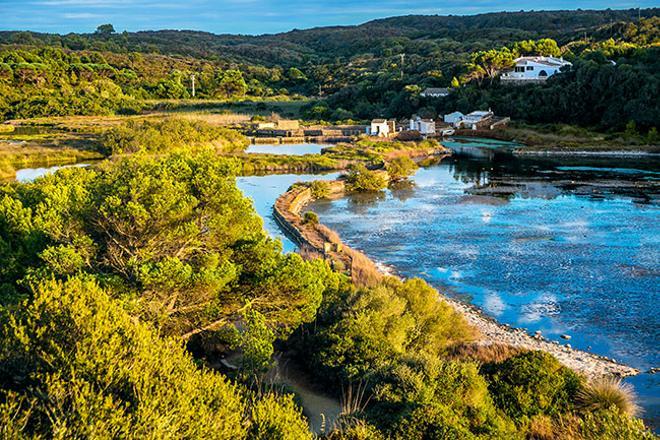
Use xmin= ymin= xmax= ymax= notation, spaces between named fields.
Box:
xmin=318 ymin=84 xmax=322 ymax=97
xmin=191 ymin=74 xmax=196 ymax=98
xmin=400 ymin=53 xmax=405 ymax=80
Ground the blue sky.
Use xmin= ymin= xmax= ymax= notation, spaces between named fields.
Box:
xmin=0 ymin=0 xmax=656 ymax=35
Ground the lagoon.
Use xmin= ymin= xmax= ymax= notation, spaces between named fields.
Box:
xmin=306 ymin=153 xmax=660 ymax=426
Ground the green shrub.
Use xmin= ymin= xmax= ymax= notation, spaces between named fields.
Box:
xmin=101 ymin=118 xmax=249 ymax=155
xmin=483 ymin=351 xmax=583 ymax=421
xmin=0 ymin=277 xmax=248 ymax=438
xmin=303 ymin=211 xmax=319 ymax=225
xmin=325 ymin=420 xmax=386 ymax=440
xmin=374 ymin=356 xmax=516 ymax=438
xmin=385 ymin=156 xmax=418 ymax=181
xmin=345 ymin=163 xmax=388 ymax=192
xmin=248 ymin=393 xmax=313 ymax=440
xmin=309 ymin=180 xmax=331 ymax=199
xmin=573 ymin=408 xmax=655 ymax=440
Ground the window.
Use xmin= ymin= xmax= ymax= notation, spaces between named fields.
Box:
xmin=515 ymin=66 xmax=525 ymax=73
xmin=526 ymin=66 xmax=534 ymax=71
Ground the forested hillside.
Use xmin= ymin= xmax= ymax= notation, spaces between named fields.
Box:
xmin=0 ymin=9 xmax=658 ymax=130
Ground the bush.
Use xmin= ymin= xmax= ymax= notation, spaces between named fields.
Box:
xmin=576 ymin=377 xmax=640 ymax=417
xmin=345 ymin=164 xmax=388 ymax=192
xmin=377 ymin=356 xmax=517 ymax=437
xmin=571 ymin=408 xmax=656 ymax=440
xmin=0 ymin=277 xmax=248 ymax=438
xmin=303 ymin=211 xmax=319 ymax=225
xmin=308 ymin=278 xmax=474 ymax=382
xmin=483 ymin=351 xmax=583 ymax=421
xmin=101 ymin=118 xmax=249 ymax=155
xmin=309 ymin=180 xmax=331 ymax=199
xmin=248 ymin=393 xmax=313 ymax=440
xmin=325 ymin=419 xmax=385 ymax=440
xmin=385 ymin=156 xmax=418 ymax=181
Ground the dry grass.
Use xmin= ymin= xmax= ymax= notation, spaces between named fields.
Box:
xmin=528 ymin=414 xmax=556 ymax=440
xmin=314 ymin=223 xmax=343 ymax=244
xmin=298 ymin=244 xmax=323 ymax=261
xmin=347 ymin=249 xmax=384 ymax=287
xmin=176 ymin=112 xmax=251 ymax=126
xmin=577 ymin=376 xmax=641 ymax=417
xmin=446 ymin=342 xmax=526 ymax=364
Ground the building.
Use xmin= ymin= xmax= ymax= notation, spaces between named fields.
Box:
xmin=501 ymin=56 xmax=571 ymax=83
xmin=369 ymin=119 xmax=396 ymax=137
xmin=275 ymin=119 xmax=300 ymax=130
xmin=444 ymin=111 xmax=464 ymax=127
xmin=444 ymin=109 xmax=510 ymax=131
xmin=409 ymin=116 xmax=436 ymax=136
xmin=420 ymin=87 xmax=450 ymax=98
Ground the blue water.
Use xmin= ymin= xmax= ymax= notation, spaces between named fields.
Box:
xmin=245 ymin=143 xmax=328 ymax=155
xmin=306 ymin=155 xmax=660 ymax=426
xmin=237 ymin=171 xmax=341 ymax=253
xmin=14 ymin=163 xmax=91 ymax=182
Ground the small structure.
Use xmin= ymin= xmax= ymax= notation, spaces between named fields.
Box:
xmin=444 ymin=111 xmax=465 ymax=127
xmin=256 ymin=121 xmax=276 ymax=129
xmin=409 ymin=116 xmax=436 ymax=136
xmin=501 ymin=56 xmax=571 ymax=83
xmin=461 ymin=110 xmax=494 ymax=130
xmin=368 ymin=119 xmax=396 ymax=137
xmin=420 ymin=87 xmax=450 ymax=98
xmin=444 ymin=109 xmax=510 ymax=131
xmin=275 ymin=119 xmax=300 ymax=130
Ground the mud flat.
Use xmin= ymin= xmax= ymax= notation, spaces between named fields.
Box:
xmin=274 ymin=181 xmax=640 ymax=379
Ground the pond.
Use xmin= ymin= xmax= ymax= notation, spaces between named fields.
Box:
xmin=14 ymin=163 xmax=91 ymax=182
xmin=245 ymin=143 xmax=328 ymax=155
xmin=307 ymin=152 xmax=660 ymax=427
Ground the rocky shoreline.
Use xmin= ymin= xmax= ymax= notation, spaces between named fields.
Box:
xmin=274 ymin=180 xmax=640 ymax=379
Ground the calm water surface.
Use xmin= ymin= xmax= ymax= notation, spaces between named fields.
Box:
xmin=307 ymin=152 xmax=660 ymax=425
xmin=15 ymin=163 xmax=91 ymax=182
xmin=245 ymin=143 xmax=328 ymax=155
xmin=237 ymin=172 xmax=341 ymax=253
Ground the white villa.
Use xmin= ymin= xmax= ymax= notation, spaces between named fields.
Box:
xmin=501 ymin=56 xmax=571 ymax=82
xmin=368 ymin=119 xmax=396 ymax=137
xmin=409 ymin=116 xmax=436 ymax=136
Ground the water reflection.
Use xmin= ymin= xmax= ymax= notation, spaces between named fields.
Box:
xmin=15 ymin=163 xmax=91 ymax=182
xmin=245 ymin=143 xmax=329 ymax=155
xmin=309 ymin=153 xmax=660 ymax=425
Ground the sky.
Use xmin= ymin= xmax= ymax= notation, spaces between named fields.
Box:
xmin=0 ymin=0 xmax=656 ymax=35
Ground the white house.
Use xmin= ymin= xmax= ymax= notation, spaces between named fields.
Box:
xmin=444 ymin=111 xmax=464 ymax=127
xmin=369 ymin=119 xmax=395 ymax=137
xmin=420 ymin=87 xmax=450 ymax=98
xmin=501 ymin=56 xmax=571 ymax=82
xmin=409 ymin=116 xmax=436 ymax=136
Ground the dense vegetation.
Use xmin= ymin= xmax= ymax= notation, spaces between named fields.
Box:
xmin=101 ymin=118 xmax=249 ymax=154
xmin=1 ymin=146 xmax=655 ymax=438
xmin=0 ymin=8 xmax=657 ymax=439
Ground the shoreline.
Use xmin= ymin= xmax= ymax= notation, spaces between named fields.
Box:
xmin=273 ymin=180 xmax=640 ymax=379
